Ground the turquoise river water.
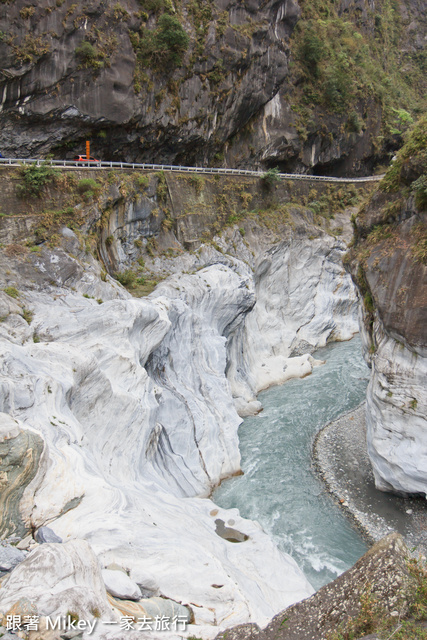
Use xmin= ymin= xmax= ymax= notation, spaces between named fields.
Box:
xmin=214 ymin=337 xmax=370 ymax=590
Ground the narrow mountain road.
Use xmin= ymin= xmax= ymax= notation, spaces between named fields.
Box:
xmin=0 ymin=158 xmax=383 ymax=184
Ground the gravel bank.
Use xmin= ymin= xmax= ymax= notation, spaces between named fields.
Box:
xmin=313 ymin=402 xmax=427 ymax=557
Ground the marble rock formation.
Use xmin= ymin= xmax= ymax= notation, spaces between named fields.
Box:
xmin=0 ymin=261 xmax=314 ymax=635
xmin=0 ymin=202 xmax=360 ymax=634
xmin=348 ymin=119 xmax=427 ymax=497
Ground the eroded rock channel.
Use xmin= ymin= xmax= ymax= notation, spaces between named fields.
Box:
xmin=0 ymin=166 xmax=424 ymax=639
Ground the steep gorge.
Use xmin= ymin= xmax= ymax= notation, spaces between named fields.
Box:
xmin=0 ymin=169 xmax=366 ymax=636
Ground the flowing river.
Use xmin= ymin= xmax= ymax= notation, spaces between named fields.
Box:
xmin=214 ymin=337 xmax=370 ymax=590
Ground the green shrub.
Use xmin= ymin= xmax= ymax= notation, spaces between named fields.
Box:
xmin=208 ymin=59 xmax=226 ymax=85
xmin=381 ymin=115 xmax=427 ymax=193
xmin=261 ymin=167 xmax=281 ymax=187
xmin=137 ymin=0 xmax=173 ymax=14
xmin=156 ymin=171 xmax=168 ymax=203
xmin=189 ymin=174 xmax=204 ymax=194
xmin=3 ymin=286 xmax=19 ymax=298
xmin=75 ymin=40 xmax=97 ymax=64
xmin=389 ymin=108 xmax=414 ymax=135
xmin=299 ymin=28 xmax=324 ymax=77
xmin=412 ymin=174 xmax=427 ymax=210
xmin=21 ymin=308 xmax=33 ymax=324
xmin=17 ymin=161 xmax=60 ymax=197
xmin=364 ymin=291 xmax=374 ymax=313
xmin=115 ymin=270 xmax=136 ymax=286
xmin=347 ymin=112 xmax=362 ymax=134
xmin=135 ymin=174 xmax=149 ymax=189
xmin=13 ymin=34 xmax=51 ymax=64
xmin=323 ymin=64 xmax=351 ymax=110
xmin=77 ymin=178 xmax=99 ymax=194
xmin=133 ymin=13 xmax=189 ymax=71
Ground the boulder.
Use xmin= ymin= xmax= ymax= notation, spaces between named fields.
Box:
xmin=0 ymin=545 xmax=25 ymax=572
xmin=34 ymin=526 xmax=62 ymax=544
xmin=0 ymin=539 xmax=114 ymax=622
xmin=101 ymin=569 xmax=142 ymax=601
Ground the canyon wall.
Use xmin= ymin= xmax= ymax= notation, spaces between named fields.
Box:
xmin=348 ymin=116 xmax=427 ymax=496
xmin=0 ymin=0 xmax=425 ymax=174
xmin=0 ymin=168 xmax=362 ymax=636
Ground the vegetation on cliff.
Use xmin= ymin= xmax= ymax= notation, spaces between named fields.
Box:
xmin=291 ymin=0 xmax=426 ymax=135
xmin=346 ymin=115 xmax=427 ymax=348
xmin=0 ymin=0 xmax=425 ymax=173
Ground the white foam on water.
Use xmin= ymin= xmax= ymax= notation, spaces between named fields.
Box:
xmin=214 ymin=337 xmax=370 ymax=590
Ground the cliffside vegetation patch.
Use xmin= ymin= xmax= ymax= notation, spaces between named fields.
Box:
xmin=291 ymin=0 xmax=426 ymax=137
xmin=346 ymin=115 xmax=427 ymax=348
xmin=329 ymin=557 xmax=427 ymax=640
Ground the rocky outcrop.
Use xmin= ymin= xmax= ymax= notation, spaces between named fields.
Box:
xmin=0 ymin=540 xmax=114 ymax=624
xmin=0 ymin=0 xmax=425 ymax=173
xmin=227 ymin=232 xmax=357 ymax=413
xmin=348 ymin=116 xmax=427 ymax=496
xmin=0 ymin=414 xmax=45 ymax=539
xmin=214 ymin=533 xmax=423 ymax=640
xmin=0 ymin=256 xmax=314 ymax=633
xmin=0 ymin=169 xmax=361 ymax=635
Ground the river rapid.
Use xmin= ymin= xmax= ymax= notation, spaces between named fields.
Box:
xmin=215 ymin=337 xmax=370 ymax=590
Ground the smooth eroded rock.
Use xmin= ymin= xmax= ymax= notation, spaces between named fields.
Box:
xmin=34 ymin=526 xmax=62 ymax=544
xmin=101 ymin=569 xmax=142 ymax=601
xmin=0 ymin=539 xmax=114 ymax=621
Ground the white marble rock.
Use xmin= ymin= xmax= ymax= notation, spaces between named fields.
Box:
xmin=101 ymin=569 xmax=142 ymax=601
xmin=0 ymin=229 xmax=360 ymax=635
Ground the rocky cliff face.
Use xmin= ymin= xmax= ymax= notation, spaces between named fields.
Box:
xmin=0 ymin=169 xmax=362 ymax=635
xmin=0 ymin=0 xmax=425 ymax=174
xmin=348 ymin=116 xmax=427 ymax=496
xmin=214 ymin=533 xmax=425 ymax=640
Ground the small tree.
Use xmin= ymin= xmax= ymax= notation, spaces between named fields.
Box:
xmin=299 ymin=28 xmax=324 ymax=77
xmin=155 ymin=14 xmax=189 ymax=67
xmin=412 ymin=174 xmax=427 ymax=210
xmin=262 ymin=167 xmax=281 ymax=188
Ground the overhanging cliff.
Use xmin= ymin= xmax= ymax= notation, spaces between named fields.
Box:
xmin=0 ymin=0 xmax=425 ymax=175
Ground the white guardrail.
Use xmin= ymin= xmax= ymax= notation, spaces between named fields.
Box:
xmin=0 ymin=157 xmax=383 ymax=183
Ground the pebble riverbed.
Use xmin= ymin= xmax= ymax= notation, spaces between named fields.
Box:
xmin=313 ymin=403 xmax=427 ymax=558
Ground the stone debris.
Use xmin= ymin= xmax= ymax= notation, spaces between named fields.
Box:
xmin=34 ymin=527 xmax=63 ymax=545
xmin=0 ymin=545 xmax=25 ymax=572
xmin=313 ymin=403 xmax=427 ymax=556
xmin=0 ymin=540 xmax=114 ymax=623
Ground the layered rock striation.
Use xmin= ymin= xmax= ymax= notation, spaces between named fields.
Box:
xmin=0 ymin=168 xmax=362 ymax=634
xmin=348 ymin=116 xmax=427 ymax=497
xmin=0 ymin=0 xmax=425 ymax=173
